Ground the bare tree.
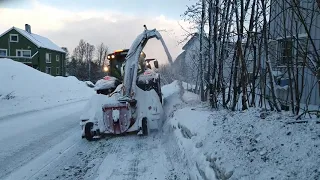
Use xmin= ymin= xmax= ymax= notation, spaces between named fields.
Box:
xmin=262 ymin=0 xmax=282 ymax=112
xmin=96 ymin=43 xmax=108 ymax=67
xmin=199 ymin=0 xmax=206 ymax=101
xmin=73 ymin=39 xmax=86 ymax=62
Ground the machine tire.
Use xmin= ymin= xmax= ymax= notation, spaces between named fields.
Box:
xmin=142 ymin=117 xmax=148 ymax=136
xmin=84 ymin=122 xmax=94 ymax=141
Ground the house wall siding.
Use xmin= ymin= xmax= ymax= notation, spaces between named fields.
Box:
xmin=0 ymin=28 xmax=66 ymax=76
xmin=0 ymin=29 xmax=39 ymax=64
xmin=39 ymin=48 xmax=65 ymax=76
xmin=267 ymin=0 xmax=320 ymax=106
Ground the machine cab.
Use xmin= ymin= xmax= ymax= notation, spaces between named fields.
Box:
xmin=106 ymin=49 xmax=129 ymax=81
xmin=106 ymin=49 xmax=148 ymax=81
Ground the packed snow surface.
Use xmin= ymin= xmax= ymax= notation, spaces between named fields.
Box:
xmin=0 ymin=80 xmax=189 ymax=180
xmin=1 ymin=78 xmax=318 ymax=180
xmin=0 ymin=58 xmax=94 ymax=118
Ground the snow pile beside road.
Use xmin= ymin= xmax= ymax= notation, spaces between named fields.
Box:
xmin=162 ymin=80 xmax=180 ymax=98
xmin=0 ymin=58 xmax=94 ymax=118
xmin=167 ymin=91 xmax=320 ymax=179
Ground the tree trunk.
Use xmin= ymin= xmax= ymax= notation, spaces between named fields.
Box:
xmin=199 ymin=0 xmax=206 ymax=101
xmin=261 ymin=0 xmax=281 ymax=112
xmin=208 ymin=0 xmax=214 ymax=106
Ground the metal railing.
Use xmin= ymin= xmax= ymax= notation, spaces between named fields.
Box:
xmin=0 ymin=56 xmax=33 ymax=63
xmin=0 ymin=51 xmax=38 ymax=64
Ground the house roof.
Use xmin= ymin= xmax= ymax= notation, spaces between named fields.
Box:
xmin=182 ymin=33 xmax=209 ymax=50
xmin=0 ymin=27 xmax=65 ymax=53
xmin=173 ymin=51 xmax=186 ymax=66
xmin=182 ymin=33 xmax=199 ymax=50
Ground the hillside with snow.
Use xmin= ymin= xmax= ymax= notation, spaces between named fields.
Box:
xmin=0 ymin=58 xmax=94 ymax=119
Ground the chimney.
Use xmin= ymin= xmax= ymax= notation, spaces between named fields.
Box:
xmin=25 ymin=24 xmax=31 ymax=34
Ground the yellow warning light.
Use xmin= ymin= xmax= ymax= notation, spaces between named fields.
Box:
xmin=114 ymin=49 xmax=124 ymax=53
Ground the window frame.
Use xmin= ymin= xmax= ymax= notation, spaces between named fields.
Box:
xmin=56 ymin=67 xmax=60 ymax=75
xmin=295 ymin=36 xmax=309 ymax=66
xmin=10 ymin=34 xmax=19 ymax=42
xmin=16 ymin=49 xmax=31 ymax=57
xmin=56 ymin=54 xmax=60 ymax=61
xmin=0 ymin=49 xmax=7 ymax=56
xmin=46 ymin=53 xmax=52 ymax=63
xmin=278 ymin=38 xmax=293 ymax=66
xmin=46 ymin=66 xmax=51 ymax=75
xmin=274 ymin=34 xmax=309 ymax=67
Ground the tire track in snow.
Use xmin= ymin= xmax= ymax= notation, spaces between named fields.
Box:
xmin=0 ymin=116 xmax=79 ymax=179
xmin=125 ymin=137 xmax=143 ymax=180
xmin=31 ymin=135 xmax=125 ymax=180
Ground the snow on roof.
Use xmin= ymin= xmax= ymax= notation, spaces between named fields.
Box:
xmin=1 ymin=27 xmax=65 ymax=53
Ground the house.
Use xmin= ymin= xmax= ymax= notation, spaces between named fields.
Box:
xmin=173 ymin=33 xmax=209 ymax=86
xmin=266 ymin=0 xmax=320 ymax=106
xmin=174 ymin=33 xmax=256 ymax=89
xmin=0 ymin=24 xmax=66 ymax=76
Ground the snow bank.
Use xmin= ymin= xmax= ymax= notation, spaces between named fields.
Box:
xmin=162 ymin=80 xmax=180 ymax=99
xmin=0 ymin=58 xmax=94 ymax=118
xmin=165 ymin=86 xmax=320 ymax=180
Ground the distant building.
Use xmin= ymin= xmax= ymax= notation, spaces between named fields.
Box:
xmin=173 ymin=33 xmax=209 ymax=86
xmin=0 ymin=24 xmax=66 ymax=76
xmin=174 ymin=33 xmax=256 ymax=88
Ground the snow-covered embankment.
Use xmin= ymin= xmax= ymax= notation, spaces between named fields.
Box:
xmin=0 ymin=58 xmax=94 ymax=119
xmin=163 ymin=81 xmax=320 ymax=180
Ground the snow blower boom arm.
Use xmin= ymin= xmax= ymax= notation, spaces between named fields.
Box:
xmin=121 ymin=25 xmax=172 ymax=99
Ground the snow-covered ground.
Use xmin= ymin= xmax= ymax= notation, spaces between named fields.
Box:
xmin=164 ymin=82 xmax=320 ymax=180
xmin=0 ymin=80 xmax=189 ymax=180
xmin=1 ymin=74 xmax=318 ymax=180
xmin=0 ymin=58 xmax=94 ymax=119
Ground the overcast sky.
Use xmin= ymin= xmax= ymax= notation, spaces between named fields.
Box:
xmin=0 ymin=0 xmax=196 ymax=63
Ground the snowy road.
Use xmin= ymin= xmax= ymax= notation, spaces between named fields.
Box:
xmin=0 ymin=100 xmax=188 ymax=180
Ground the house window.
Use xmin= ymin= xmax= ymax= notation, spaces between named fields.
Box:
xmin=276 ymin=78 xmax=289 ymax=87
xmin=268 ymin=40 xmax=278 ymax=64
xmin=16 ymin=50 xmax=31 ymax=57
xmin=278 ymin=38 xmax=293 ymax=65
xmin=296 ymin=37 xmax=308 ymax=65
xmin=46 ymin=67 xmax=51 ymax=74
xmin=46 ymin=53 xmax=51 ymax=63
xmin=56 ymin=67 xmax=60 ymax=75
xmin=0 ymin=49 xmax=7 ymax=56
xmin=10 ymin=34 xmax=19 ymax=42
xmin=56 ymin=55 xmax=60 ymax=61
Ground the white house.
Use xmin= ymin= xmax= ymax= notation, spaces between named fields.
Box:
xmin=265 ymin=0 xmax=320 ymax=107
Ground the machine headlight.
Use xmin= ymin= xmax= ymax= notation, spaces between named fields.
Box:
xmin=111 ymin=55 xmax=115 ymax=59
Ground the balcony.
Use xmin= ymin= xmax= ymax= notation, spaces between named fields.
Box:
xmin=0 ymin=51 xmax=38 ymax=64
xmin=0 ymin=56 xmax=33 ymax=63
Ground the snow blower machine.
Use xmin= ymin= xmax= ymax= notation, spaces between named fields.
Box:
xmin=80 ymin=25 xmax=173 ymax=140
